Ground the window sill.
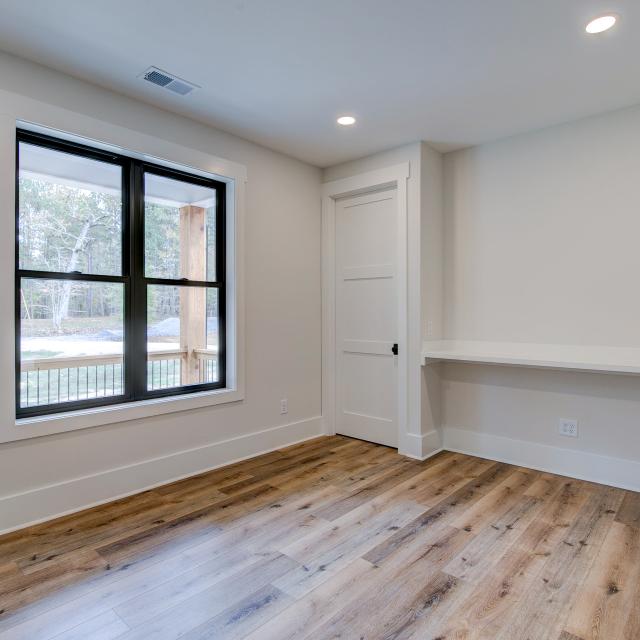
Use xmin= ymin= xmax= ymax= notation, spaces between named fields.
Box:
xmin=7 ymin=387 xmax=244 ymax=443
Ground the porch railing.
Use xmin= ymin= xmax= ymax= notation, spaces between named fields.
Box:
xmin=195 ymin=349 xmax=218 ymax=384
xmin=20 ymin=348 xmax=218 ymax=408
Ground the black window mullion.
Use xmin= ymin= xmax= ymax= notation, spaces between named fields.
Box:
xmin=216 ymin=181 xmax=227 ymax=389
xmin=121 ymin=158 xmax=133 ymax=402
xmin=14 ymin=136 xmax=21 ymax=414
xmin=144 ymin=277 xmax=224 ymax=288
xmin=216 ymin=182 xmax=227 ymax=285
xmin=128 ymin=161 xmax=147 ymax=399
xmin=16 ymin=270 xmax=128 ymax=284
xmin=217 ymin=282 xmax=227 ymax=389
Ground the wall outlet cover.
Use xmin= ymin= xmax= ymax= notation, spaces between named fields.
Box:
xmin=559 ymin=418 xmax=578 ymax=438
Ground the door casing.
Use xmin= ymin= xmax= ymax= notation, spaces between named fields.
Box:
xmin=321 ymin=164 xmax=409 ymax=451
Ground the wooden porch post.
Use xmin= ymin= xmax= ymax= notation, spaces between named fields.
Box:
xmin=179 ymin=205 xmax=206 ymax=385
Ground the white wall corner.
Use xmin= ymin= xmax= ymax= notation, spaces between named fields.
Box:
xmin=320 ymin=415 xmax=332 ymax=436
xmin=411 ymin=141 xmax=445 ymax=461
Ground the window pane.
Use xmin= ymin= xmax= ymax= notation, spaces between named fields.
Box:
xmin=19 ymin=279 xmax=124 ymax=408
xmin=144 ymin=173 xmax=217 ymax=281
xmin=147 ymin=285 xmax=219 ymax=390
xmin=18 ymin=143 xmax=122 ymax=275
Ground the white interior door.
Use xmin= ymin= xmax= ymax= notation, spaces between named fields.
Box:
xmin=335 ymin=187 xmax=398 ymax=447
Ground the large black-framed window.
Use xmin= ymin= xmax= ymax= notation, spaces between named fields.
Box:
xmin=15 ymin=129 xmax=226 ymax=419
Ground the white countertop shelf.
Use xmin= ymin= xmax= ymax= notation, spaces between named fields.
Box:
xmin=421 ymin=340 xmax=640 ymax=375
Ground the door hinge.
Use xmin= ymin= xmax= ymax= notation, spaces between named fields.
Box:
xmin=391 ymin=343 xmax=398 ymax=356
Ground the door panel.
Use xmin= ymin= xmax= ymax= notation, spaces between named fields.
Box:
xmin=342 ymin=351 xmax=395 ymax=419
xmin=335 ymin=188 xmax=397 ymax=447
xmin=340 ymin=277 xmax=395 ymax=340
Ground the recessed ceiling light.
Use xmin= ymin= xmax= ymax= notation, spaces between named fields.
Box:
xmin=585 ymin=14 xmax=617 ymax=34
xmin=337 ymin=115 xmax=356 ymax=126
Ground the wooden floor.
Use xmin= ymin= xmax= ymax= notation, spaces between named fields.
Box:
xmin=1 ymin=436 xmax=639 ymax=639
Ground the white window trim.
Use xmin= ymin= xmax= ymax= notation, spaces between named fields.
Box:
xmin=0 ymin=109 xmax=246 ymax=443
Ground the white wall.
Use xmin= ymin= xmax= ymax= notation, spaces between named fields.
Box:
xmin=441 ymin=104 xmax=640 ymax=487
xmin=444 ymin=104 xmax=640 ymax=346
xmin=0 ymin=52 xmax=323 ymax=532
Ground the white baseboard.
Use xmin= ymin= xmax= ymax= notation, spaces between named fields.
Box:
xmin=0 ymin=416 xmax=324 ymax=535
xmin=443 ymin=427 xmax=640 ymax=493
xmin=401 ymin=429 xmax=443 ymax=460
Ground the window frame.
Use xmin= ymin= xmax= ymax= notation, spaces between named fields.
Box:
xmin=15 ymin=128 xmax=227 ymax=419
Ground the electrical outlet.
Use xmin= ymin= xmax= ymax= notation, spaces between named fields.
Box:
xmin=426 ymin=320 xmax=434 ymax=337
xmin=280 ymin=398 xmax=288 ymax=415
xmin=559 ymin=418 xmax=578 ymax=438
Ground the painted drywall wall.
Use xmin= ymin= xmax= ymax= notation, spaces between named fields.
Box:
xmin=444 ymin=103 xmax=640 ymax=346
xmin=0 ymin=52 xmax=323 ymax=531
xmin=324 ymin=142 xmax=444 ymax=457
xmin=441 ymin=104 xmax=640 ymax=484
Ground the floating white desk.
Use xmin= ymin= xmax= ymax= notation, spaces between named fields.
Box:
xmin=421 ymin=340 xmax=640 ymax=375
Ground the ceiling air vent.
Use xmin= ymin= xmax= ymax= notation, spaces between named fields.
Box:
xmin=141 ymin=67 xmax=199 ymax=96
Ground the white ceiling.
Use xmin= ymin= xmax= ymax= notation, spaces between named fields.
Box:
xmin=0 ymin=0 xmax=638 ymax=167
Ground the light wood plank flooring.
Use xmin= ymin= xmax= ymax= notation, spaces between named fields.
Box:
xmin=1 ymin=435 xmax=639 ymax=639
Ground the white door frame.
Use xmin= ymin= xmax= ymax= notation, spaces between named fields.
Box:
xmin=321 ymin=163 xmax=409 ymax=450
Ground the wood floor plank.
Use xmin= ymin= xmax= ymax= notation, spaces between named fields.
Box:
xmin=11 ymin=488 xmax=234 ymax=576
xmin=153 ymin=469 xmax=254 ymax=497
xmin=311 ymin=458 xmax=425 ymax=521
xmin=1 ymin=436 xmax=638 ymax=640
xmin=242 ymin=558 xmax=376 ymax=640
xmin=181 ymin=485 xmax=341 ymax=557
xmin=112 ymin=549 xmax=281 ymax=628
xmin=364 ymin=454 xmax=494 ymax=510
xmin=0 ymin=491 xmax=167 ymax=568
xmin=446 ymin=494 xmax=541 ymax=581
xmin=0 ymin=550 xmax=108 ymax=619
xmin=449 ymin=469 xmax=536 ymax=534
xmin=429 ymin=479 xmax=599 ymax=640
xmin=615 ymin=490 xmax=640 ymax=529
xmin=275 ymin=499 xmax=425 ymax=597
xmin=303 ymin=526 xmax=472 ymax=640
xmin=0 ymin=549 xmax=204 ymax=638
xmin=178 ymin=584 xmax=293 ymax=640
xmin=329 ymin=449 xmax=438 ymax=492
xmin=0 ymin=566 xmax=19 ymax=583
xmin=84 ymin=482 xmax=281 ymax=574
xmin=362 ymin=461 xmax=512 ymax=566
xmin=229 ymin=440 xmax=374 ymax=495
xmin=114 ymin=554 xmax=298 ymax=639
xmin=445 ymin=474 xmax=568 ymax=581
xmin=47 ymin=610 xmax=129 ymax=640
xmin=494 ymin=485 xmax=625 ymax=640
xmin=562 ymin=521 xmax=640 ymax=640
